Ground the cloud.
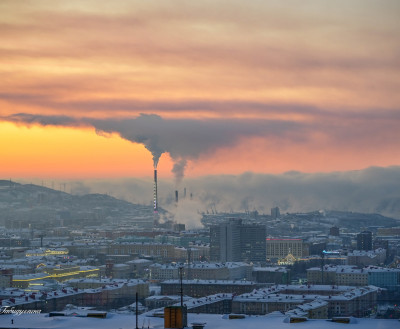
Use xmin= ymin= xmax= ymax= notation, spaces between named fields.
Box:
xmin=4 ymin=112 xmax=79 ymax=126
xmin=1 ymin=1 xmax=399 ymax=110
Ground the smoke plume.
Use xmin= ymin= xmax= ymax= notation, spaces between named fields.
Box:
xmin=171 ymin=159 xmax=187 ymax=185
xmin=3 ymin=112 xmax=295 ymax=176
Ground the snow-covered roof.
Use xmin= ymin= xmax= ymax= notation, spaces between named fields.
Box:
xmin=232 ymin=285 xmax=380 ymax=303
xmin=126 ymin=258 xmax=152 ymax=264
xmin=348 ymin=248 xmax=386 ymax=257
xmin=307 ymin=265 xmax=400 ymax=274
xmin=67 ymin=278 xmax=145 ymax=285
xmin=162 ymin=279 xmax=255 ymax=285
xmin=253 ymin=267 xmax=288 ymax=272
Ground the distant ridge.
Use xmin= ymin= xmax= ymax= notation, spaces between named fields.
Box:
xmin=0 ymin=180 xmax=158 ymax=228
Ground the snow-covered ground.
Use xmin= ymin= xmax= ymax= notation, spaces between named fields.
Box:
xmin=0 ymin=312 xmax=398 ymax=329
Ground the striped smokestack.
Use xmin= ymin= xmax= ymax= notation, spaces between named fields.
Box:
xmin=153 ymin=169 xmax=158 ymax=212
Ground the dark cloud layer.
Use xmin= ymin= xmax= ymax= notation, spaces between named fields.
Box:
xmin=3 ymin=111 xmax=400 ymax=180
xmin=2 ymin=112 xmax=303 ymax=176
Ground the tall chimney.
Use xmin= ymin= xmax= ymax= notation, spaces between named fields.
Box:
xmin=175 ymin=190 xmax=179 ymax=203
xmin=183 ymin=187 xmax=187 ymax=198
xmin=153 ymin=169 xmax=158 ymax=212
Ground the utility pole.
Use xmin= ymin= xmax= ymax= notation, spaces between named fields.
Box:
xmin=135 ymin=292 xmax=139 ymax=329
xmin=179 ymin=266 xmax=183 ymax=307
xmin=187 ymin=248 xmax=192 ymax=280
xmin=321 ymin=250 xmax=325 ymax=285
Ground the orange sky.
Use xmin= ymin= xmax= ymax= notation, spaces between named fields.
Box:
xmin=1 ymin=1 xmax=399 ymax=179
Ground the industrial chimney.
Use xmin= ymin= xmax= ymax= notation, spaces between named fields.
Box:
xmin=175 ymin=190 xmax=179 ymax=203
xmin=153 ymin=169 xmax=158 ymax=212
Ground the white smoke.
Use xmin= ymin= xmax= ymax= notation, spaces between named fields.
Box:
xmin=171 ymin=159 xmax=187 ymax=185
xmin=53 ymin=166 xmax=400 ymax=227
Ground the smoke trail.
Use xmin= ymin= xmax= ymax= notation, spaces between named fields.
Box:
xmin=2 ymin=112 xmax=301 ymax=176
xmin=138 ymin=136 xmax=163 ymax=169
xmin=171 ymin=159 xmax=187 ymax=185
xmin=92 ymin=114 xmax=166 ymax=169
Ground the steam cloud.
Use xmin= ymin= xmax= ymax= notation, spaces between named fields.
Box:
xmin=65 ymin=166 xmax=400 ymax=227
xmin=172 ymin=159 xmax=187 ymax=185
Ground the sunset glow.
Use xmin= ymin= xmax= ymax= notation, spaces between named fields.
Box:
xmin=1 ymin=1 xmax=399 ymax=179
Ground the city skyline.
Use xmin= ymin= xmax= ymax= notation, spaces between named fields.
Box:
xmin=1 ymin=2 xmax=400 ymax=322
xmin=1 ymin=1 xmax=399 ymax=180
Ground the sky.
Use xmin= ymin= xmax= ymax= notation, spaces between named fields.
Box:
xmin=1 ymin=1 xmax=400 ymax=217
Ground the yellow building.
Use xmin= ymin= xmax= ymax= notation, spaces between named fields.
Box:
xmin=25 ymin=248 xmax=69 ymax=257
xmin=12 ymin=266 xmax=99 ymax=288
xmin=266 ymin=238 xmax=304 ymax=260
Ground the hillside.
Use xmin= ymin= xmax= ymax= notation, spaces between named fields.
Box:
xmin=0 ymin=180 xmax=157 ymax=228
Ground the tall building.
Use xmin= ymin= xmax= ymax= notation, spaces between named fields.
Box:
xmin=210 ymin=219 xmax=242 ymax=262
xmin=271 ymin=207 xmax=280 ymax=219
xmin=210 ymin=219 xmax=266 ymax=262
xmin=329 ymin=226 xmax=340 ymax=236
xmin=357 ymin=231 xmax=372 ymax=251
xmin=240 ymin=224 xmax=266 ymax=262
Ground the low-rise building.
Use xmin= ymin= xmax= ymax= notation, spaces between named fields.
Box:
xmin=149 ymin=263 xmax=180 ymax=281
xmin=232 ymin=284 xmax=378 ymax=318
xmin=0 ymin=280 xmax=149 ymax=313
xmin=347 ymin=249 xmax=386 ymax=267
xmin=286 ymin=299 xmax=328 ymax=319
xmin=307 ymin=265 xmax=340 ymax=285
xmin=307 ymin=264 xmax=400 ymax=290
xmin=161 ymin=279 xmax=261 ymax=297
xmin=12 ymin=266 xmax=99 ymax=288
xmin=336 ymin=268 xmax=368 ymax=286
xmin=187 ymin=262 xmax=252 ymax=281
xmin=252 ymin=266 xmax=290 ymax=284
xmin=99 ymin=263 xmax=130 ymax=279
xmin=126 ymin=258 xmax=153 ymax=278
xmin=367 ymin=266 xmax=400 ymax=291
xmin=67 ymin=278 xmax=149 ymax=298
xmin=0 ymin=265 xmax=31 ymax=276
xmin=377 ymin=227 xmax=400 ymax=237
xmin=0 ymin=269 xmax=13 ymax=288
xmin=145 ymin=295 xmax=190 ymax=310
xmin=174 ymin=247 xmax=204 ymax=262
xmin=108 ymin=243 xmax=176 ymax=261
xmin=25 ymin=248 xmax=69 ymax=257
